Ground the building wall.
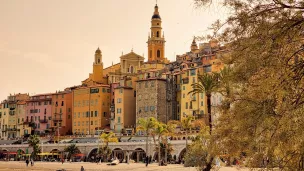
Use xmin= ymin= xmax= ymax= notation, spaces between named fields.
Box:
xmin=72 ymin=85 xmax=110 ymax=135
xmin=136 ymin=79 xmax=167 ymax=124
xmin=0 ymin=104 xmax=9 ymax=139
xmin=114 ymin=87 xmax=136 ymax=132
xmin=25 ymin=94 xmax=53 ymax=134
xmin=16 ymin=103 xmax=28 ymax=137
xmin=180 ymin=68 xmax=207 ymax=122
xmin=51 ymin=91 xmax=72 ymax=136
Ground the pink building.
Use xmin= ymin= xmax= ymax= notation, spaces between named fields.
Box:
xmin=25 ymin=93 xmax=52 ymax=135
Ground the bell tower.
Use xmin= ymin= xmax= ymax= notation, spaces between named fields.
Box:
xmin=147 ymin=3 xmax=166 ymax=62
xmin=93 ymin=47 xmax=104 ymax=83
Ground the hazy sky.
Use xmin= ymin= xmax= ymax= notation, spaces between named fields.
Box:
xmin=0 ymin=0 xmax=227 ymax=100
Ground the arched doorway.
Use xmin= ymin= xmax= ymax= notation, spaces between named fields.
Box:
xmin=178 ymin=148 xmax=186 ymax=162
xmin=88 ymin=148 xmax=98 ymax=162
xmin=131 ymin=148 xmax=146 ymax=163
xmin=0 ymin=149 xmax=8 ymax=160
xmin=112 ymin=148 xmax=124 ymax=162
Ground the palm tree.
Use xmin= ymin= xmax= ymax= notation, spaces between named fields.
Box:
xmin=163 ymin=121 xmax=177 ymax=163
xmin=28 ymin=134 xmax=41 ymax=160
xmin=189 ymin=72 xmax=218 ymax=134
xmin=64 ymin=143 xmax=80 ymax=161
xmin=181 ymin=116 xmax=194 ymax=150
xmin=136 ymin=117 xmax=157 ymax=157
xmin=153 ymin=122 xmax=168 ymax=165
xmin=100 ymin=132 xmax=116 ymax=147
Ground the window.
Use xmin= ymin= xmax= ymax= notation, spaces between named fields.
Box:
xmin=82 ymin=121 xmax=84 ymax=126
xmin=61 ymin=101 xmax=64 ymax=106
xmin=55 ymin=101 xmax=58 ymax=106
xmin=118 ymin=117 xmax=121 ymax=123
xmin=119 ymin=88 xmax=123 ymax=94
xmin=192 ymin=77 xmax=196 ymax=83
xmin=201 ymin=101 xmax=204 ymax=106
xmin=201 ymin=93 xmax=204 ymax=99
xmin=74 ymin=113 xmax=76 ymax=118
xmin=91 ymin=121 xmax=93 ymax=125
xmin=134 ymin=91 xmax=136 ymax=97
xmin=190 ymin=69 xmax=196 ymax=76
xmin=145 ymin=106 xmax=149 ymax=112
xmin=117 ymin=108 xmax=121 ymax=113
xmin=37 ymin=123 xmax=40 ymax=129
xmin=68 ymin=108 xmax=71 ymax=112
xmin=98 ymin=59 xmax=100 ymax=63
xmin=186 ymin=102 xmax=188 ymax=109
xmin=95 ymin=111 xmax=98 ymax=117
xmin=74 ymin=122 xmax=76 ymax=126
xmin=68 ymin=115 xmax=71 ymax=119
xmin=151 ymin=81 xmax=155 ymax=87
xmin=103 ymin=112 xmax=106 ymax=117
xmin=78 ymin=112 xmax=80 ymax=118
xmin=102 ymin=88 xmax=106 ymax=93
xmin=150 ymin=106 xmax=155 ymax=111
xmin=183 ymin=86 xmax=185 ymax=90
xmin=91 ymin=111 xmax=93 ymax=117
xmin=183 ymin=94 xmax=185 ymax=98
xmin=156 ymin=31 xmax=159 ymax=37
xmin=149 ymin=50 xmax=152 ymax=58
xmin=117 ymin=98 xmax=122 ymax=103
xmin=157 ymin=50 xmax=161 ymax=58
xmin=60 ymin=108 xmax=62 ymax=113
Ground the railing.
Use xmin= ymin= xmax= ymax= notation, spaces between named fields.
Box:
xmin=39 ymin=119 xmax=48 ymax=123
xmin=52 ymin=118 xmax=62 ymax=122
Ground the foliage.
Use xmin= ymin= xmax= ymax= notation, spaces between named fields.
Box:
xmin=28 ymin=134 xmax=41 ymax=159
xmin=194 ymin=0 xmax=304 ymax=170
xmin=136 ymin=117 xmax=158 ymax=156
xmin=64 ymin=143 xmax=80 ymax=160
xmin=100 ymin=132 xmax=117 ymax=147
xmin=184 ymin=126 xmax=213 ymax=168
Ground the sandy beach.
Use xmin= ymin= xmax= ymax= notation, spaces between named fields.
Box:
xmin=0 ymin=161 xmax=250 ymax=171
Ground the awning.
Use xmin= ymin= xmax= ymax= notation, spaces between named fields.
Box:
xmin=74 ymin=153 xmax=85 ymax=157
xmin=3 ymin=152 xmax=17 ymax=155
xmin=22 ymin=154 xmax=31 ymax=156
xmin=38 ymin=152 xmax=59 ymax=156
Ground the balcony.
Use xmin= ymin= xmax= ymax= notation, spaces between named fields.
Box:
xmin=7 ymin=128 xmax=17 ymax=131
xmin=39 ymin=119 xmax=48 ymax=123
xmin=53 ymin=118 xmax=63 ymax=122
xmin=9 ymin=111 xmax=15 ymax=116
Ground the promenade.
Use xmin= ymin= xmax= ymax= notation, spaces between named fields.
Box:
xmin=0 ymin=161 xmax=249 ymax=171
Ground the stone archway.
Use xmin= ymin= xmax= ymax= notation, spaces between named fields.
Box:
xmin=131 ymin=148 xmax=146 ymax=163
xmin=178 ymin=148 xmax=186 ymax=161
xmin=87 ymin=148 xmax=98 ymax=162
xmin=112 ymin=148 xmax=124 ymax=162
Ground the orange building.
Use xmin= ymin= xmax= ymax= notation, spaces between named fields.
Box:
xmin=51 ymin=90 xmax=73 ymax=136
xmin=72 ymin=85 xmax=111 ymax=135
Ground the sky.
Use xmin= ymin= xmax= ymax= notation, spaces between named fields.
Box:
xmin=0 ymin=0 xmax=228 ymax=101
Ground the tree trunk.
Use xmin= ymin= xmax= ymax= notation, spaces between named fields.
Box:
xmin=158 ymin=142 xmax=161 ymax=166
xmin=207 ymin=94 xmax=212 ymax=135
xmin=146 ymin=132 xmax=149 ymax=157
xmin=165 ymin=144 xmax=168 ymax=164
xmin=185 ymin=131 xmax=188 ymax=151
xmin=203 ymin=157 xmax=213 ymax=171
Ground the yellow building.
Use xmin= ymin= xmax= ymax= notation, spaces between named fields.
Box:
xmin=82 ymin=48 xmax=107 ymax=86
xmin=103 ymin=50 xmax=144 ymax=84
xmin=0 ymin=102 xmax=10 ymax=139
xmin=72 ymin=85 xmax=110 ymax=135
xmin=16 ymin=100 xmax=30 ymax=137
xmin=114 ymin=84 xmax=136 ymax=133
xmin=177 ymin=66 xmax=207 ymax=121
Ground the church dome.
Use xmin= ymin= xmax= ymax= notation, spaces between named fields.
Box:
xmin=152 ymin=14 xmax=161 ymax=19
